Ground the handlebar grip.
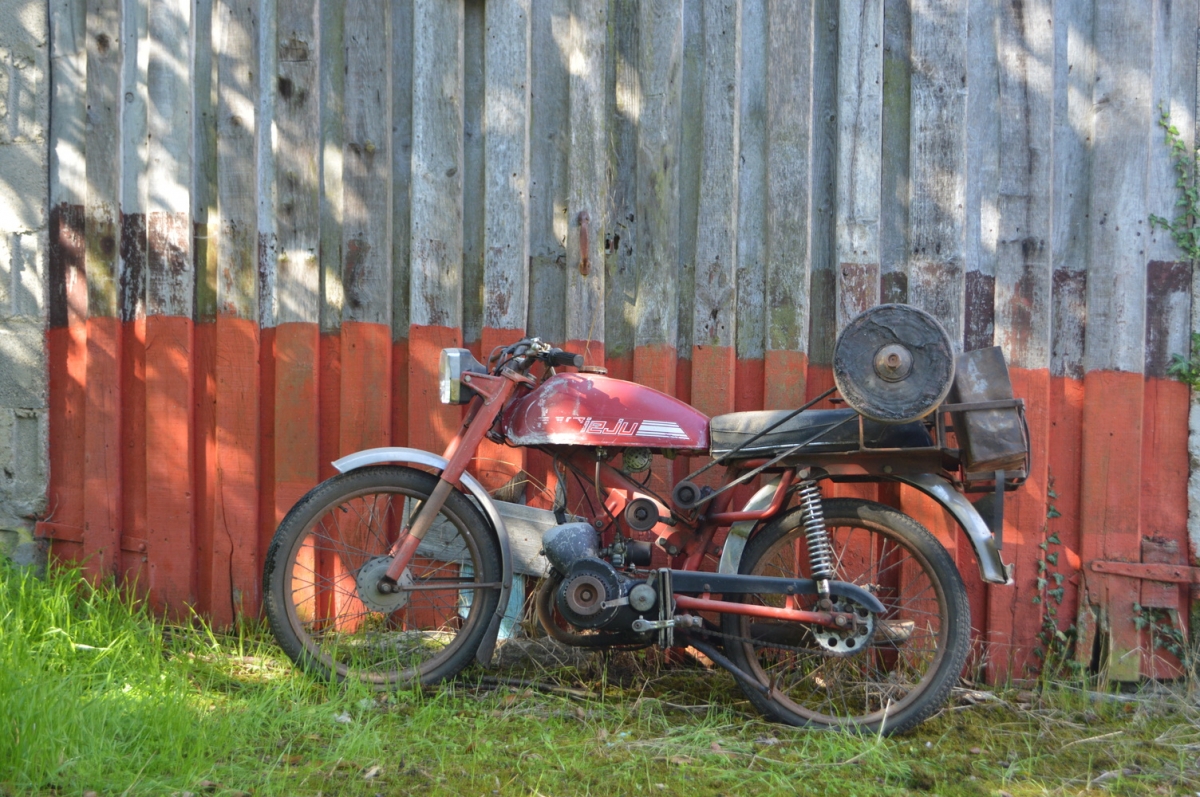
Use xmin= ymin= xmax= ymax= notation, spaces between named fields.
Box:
xmin=546 ymin=349 xmax=585 ymax=368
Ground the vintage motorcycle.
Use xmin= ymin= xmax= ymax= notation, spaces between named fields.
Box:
xmin=263 ymin=304 xmax=1028 ymax=735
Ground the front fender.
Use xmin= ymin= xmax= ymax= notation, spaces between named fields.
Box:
xmin=332 ymin=447 xmax=515 ymax=666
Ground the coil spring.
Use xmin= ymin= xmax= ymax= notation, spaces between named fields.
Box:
xmin=797 ymin=480 xmax=835 ymax=582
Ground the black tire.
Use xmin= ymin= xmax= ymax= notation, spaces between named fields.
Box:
xmin=263 ymin=466 xmax=502 ymax=687
xmin=720 ymin=498 xmax=970 ymax=735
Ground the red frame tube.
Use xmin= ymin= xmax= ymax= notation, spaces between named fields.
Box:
xmin=673 ymin=594 xmax=843 ymax=628
xmin=385 ymin=372 xmax=520 ymax=582
xmin=706 ymin=469 xmax=795 ymax=524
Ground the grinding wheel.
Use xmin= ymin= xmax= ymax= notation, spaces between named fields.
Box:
xmin=833 ymin=304 xmax=955 ymax=424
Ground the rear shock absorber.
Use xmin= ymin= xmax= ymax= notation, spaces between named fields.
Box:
xmin=797 ymin=480 xmax=834 ymax=597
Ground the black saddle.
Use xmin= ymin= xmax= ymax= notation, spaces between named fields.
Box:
xmin=709 ymin=408 xmax=933 ymax=459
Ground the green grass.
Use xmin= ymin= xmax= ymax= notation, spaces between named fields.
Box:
xmin=2 ymin=562 xmax=1199 ymax=796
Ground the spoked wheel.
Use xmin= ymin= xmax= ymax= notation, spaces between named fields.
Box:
xmin=720 ymin=498 xmax=970 ymax=735
xmin=263 ymin=466 xmax=502 ymax=687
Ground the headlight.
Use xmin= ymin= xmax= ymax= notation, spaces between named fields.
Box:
xmin=438 ymin=348 xmax=487 ymax=405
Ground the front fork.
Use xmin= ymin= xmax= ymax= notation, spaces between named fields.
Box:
xmin=379 ymin=370 xmax=523 ymax=589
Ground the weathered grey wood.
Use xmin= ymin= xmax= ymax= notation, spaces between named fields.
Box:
xmin=878 ymin=0 xmax=909 ymax=303
xmin=634 ymin=0 xmax=683 ymax=354
xmin=525 ymin=0 xmax=568 ymax=343
xmin=1181 ymin=0 xmax=1200 ymax=567
xmin=193 ymin=0 xmax=218 ymax=323
xmin=215 ymin=0 xmax=259 ymax=321
xmin=1050 ymin=0 xmax=1092 ymax=379
xmin=1145 ymin=2 xmax=1197 ymax=398
xmin=734 ymin=0 xmax=765 ymax=362
xmin=807 ymin=0 xmax=837 ymax=366
xmin=603 ymin=0 xmax=638 ymax=365
xmin=257 ymin=0 xmax=278 ymax=326
xmin=675 ymin=0 xmax=702 ymax=360
xmin=992 ymin=0 xmax=1053 ymax=370
xmin=84 ymin=0 xmax=120 ymax=318
xmin=964 ymin=0 xmax=998 ymax=352
xmin=274 ymin=0 xmax=321 ymax=325
xmin=906 ymin=0 xmax=968 ymax=350
xmin=462 ymin=0 xmax=485 ymax=343
xmin=409 ymin=0 xmax=463 ymax=328
xmin=318 ymin=0 xmax=344 ymax=332
xmin=834 ymin=0 xmax=882 ymax=332
xmin=50 ymin=0 xmax=85 ymax=211
xmin=692 ymin=0 xmax=740 ymax=350
xmin=1146 ymin=0 xmax=1198 ymax=267
xmin=146 ymin=0 xmax=193 ymax=316
xmin=118 ymin=0 xmax=149 ymax=322
xmin=481 ymin=0 xmax=530 ymax=335
xmin=391 ymin=0 xmax=413 ymax=339
xmin=1084 ymin=2 xmax=1153 ymax=374
xmin=565 ymin=0 xmax=607 ymax=349
xmin=763 ymin=0 xmax=814 ymax=356
xmin=340 ymin=0 xmax=390 ymax=327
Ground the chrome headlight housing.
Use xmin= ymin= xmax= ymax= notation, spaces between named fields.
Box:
xmin=439 ymin=348 xmax=487 ymax=405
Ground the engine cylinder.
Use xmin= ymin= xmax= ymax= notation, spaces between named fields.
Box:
xmin=541 ymin=522 xmax=600 ymax=574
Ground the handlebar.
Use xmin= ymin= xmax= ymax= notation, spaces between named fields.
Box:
xmin=545 ymin=349 xmax=585 ymax=369
xmin=490 ymin=338 xmax=584 ymax=374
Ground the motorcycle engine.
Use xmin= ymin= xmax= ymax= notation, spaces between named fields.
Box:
xmin=542 ymin=522 xmax=643 ymax=631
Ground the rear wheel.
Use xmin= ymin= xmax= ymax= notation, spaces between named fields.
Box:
xmin=263 ymin=466 xmax=502 ymax=687
xmin=720 ymin=498 xmax=970 ymax=735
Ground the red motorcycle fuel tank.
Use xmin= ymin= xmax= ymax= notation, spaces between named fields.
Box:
xmin=502 ymin=373 xmax=709 ymax=450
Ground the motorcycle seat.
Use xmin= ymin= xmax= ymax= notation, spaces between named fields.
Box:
xmin=709 ymin=408 xmax=933 ymax=459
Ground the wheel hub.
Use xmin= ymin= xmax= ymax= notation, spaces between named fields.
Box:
xmin=814 ymin=596 xmax=876 ymax=656
xmin=356 ymin=556 xmax=413 ymax=613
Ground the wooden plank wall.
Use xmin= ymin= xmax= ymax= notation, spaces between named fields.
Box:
xmin=41 ymin=0 xmax=1199 ymax=682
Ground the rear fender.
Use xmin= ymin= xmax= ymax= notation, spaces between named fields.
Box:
xmin=895 ymin=474 xmax=1013 ymax=585
xmin=716 ymin=473 xmax=1012 ymax=586
xmin=717 ymin=477 xmax=781 ymax=575
xmin=332 ymin=447 xmax=515 ymax=666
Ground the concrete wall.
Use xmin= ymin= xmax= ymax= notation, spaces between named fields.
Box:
xmin=0 ymin=0 xmax=48 ymax=566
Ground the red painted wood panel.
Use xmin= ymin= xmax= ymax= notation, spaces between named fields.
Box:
xmin=35 ymin=312 xmax=1195 ymax=683
xmin=318 ymin=332 xmax=341 ymax=481
xmin=83 ymin=318 xmax=122 ymax=576
xmin=144 ymin=315 xmax=196 ymax=617
xmin=1139 ymin=376 xmax=1190 ymax=678
xmin=214 ymin=316 xmax=261 ymax=623
xmin=340 ymin=321 xmax=392 ymax=457
xmin=274 ymin=323 xmax=319 ymax=536
xmin=477 ymin=327 xmax=527 ymax=493
xmin=44 ymin=325 xmax=87 ymax=562
xmin=764 ymin=350 xmax=807 ymax=410
xmin=120 ymin=318 xmax=148 ymax=584
xmin=391 ymin=337 xmax=410 ymax=450
xmin=1047 ymin=375 xmax=1085 ymax=670
xmin=408 ymin=324 xmax=463 ymax=455
xmin=985 ymin=367 xmax=1050 ymax=682
xmin=193 ymin=320 xmax=217 ymax=619
xmin=1079 ymin=369 xmax=1145 ymax=682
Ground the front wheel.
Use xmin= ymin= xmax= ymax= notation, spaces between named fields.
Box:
xmin=263 ymin=466 xmax=502 ymax=687
xmin=720 ymin=498 xmax=970 ymax=735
